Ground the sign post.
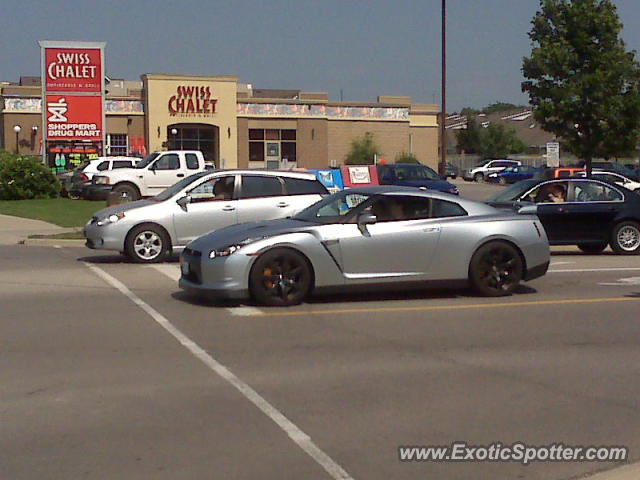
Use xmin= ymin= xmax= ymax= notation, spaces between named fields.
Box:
xmin=39 ymin=41 xmax=106 ymax=172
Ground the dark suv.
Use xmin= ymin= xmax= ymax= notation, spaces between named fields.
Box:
xmin=376 ymin=163 xmax=458 ymax=195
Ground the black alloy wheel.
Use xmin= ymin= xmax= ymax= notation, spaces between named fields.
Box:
xmin=249 ymin=248 xmax=312 ymax=306
xmin=469 ymin=241 xmax=524 ymax=296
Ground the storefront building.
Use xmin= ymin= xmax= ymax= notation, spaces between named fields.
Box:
xmin=1 ymin=74 xmax=440 ymax=170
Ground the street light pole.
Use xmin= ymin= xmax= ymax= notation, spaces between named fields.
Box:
xmin=440 ymin=0 xmax=447 ymax=176
xmin=13 ymin=125 xmax=22 ymax=155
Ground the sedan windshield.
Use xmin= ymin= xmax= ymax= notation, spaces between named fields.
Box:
xmin=487 ymin=179 xmax=539 ymax=202
xmin=294 ymin=190 xmax=373 ymax=224
xmin=152 ymin=172 xmax=211 ymax=202
xmin=135 ymin=152 xmax=160 ymax=169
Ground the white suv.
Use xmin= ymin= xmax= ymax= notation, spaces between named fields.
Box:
xmin=463 ymin=159 xmax=521 ymax=182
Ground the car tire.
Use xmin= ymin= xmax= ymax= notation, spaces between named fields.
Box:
xmin=451 ymin=175 xmax=457 ymax=180
xmin=125 ymin=224 xmax=171 ymax=263
xmin=610 ymin=221 xmax=640 ymax=255
xmin=498 ymin=177 xmax=508 ymax=185
xmin=113 ymin=183 xmax=140 ymax=201
xmin=468 ymin=241 xmax=523 ymax=296
xmin=473 ymin=173 xmax=484 ymax=183
xmin=249 ymin=248 xmax=313 ymax=306
xmin=577 ymin=243 xmax=607 ymax=254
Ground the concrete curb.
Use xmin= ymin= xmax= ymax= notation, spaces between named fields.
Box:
xmin=20 ymin=238 xmax=86 ymax=247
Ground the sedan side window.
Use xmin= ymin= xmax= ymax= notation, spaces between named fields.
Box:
xmin=240 ymin=176 xmax=283 ymax=198
xmin=188 ymin=176 xmax=235 ymax=202
xmin=573 ymin=181 xmax=623 ymax=202
xmin=368 ymin=196 xmax=433 ymax=222
xmin=431 ymin=199 xmax=468 ymax=218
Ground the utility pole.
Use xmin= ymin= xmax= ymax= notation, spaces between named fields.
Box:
xmin=440 ymin=0 xmax=447 ymax=176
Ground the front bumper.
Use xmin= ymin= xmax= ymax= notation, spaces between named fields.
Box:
xmin=83 ymin=220 xmax=127 ymax=251
xmin=82 ymin=184 xmax=113 ymax=201
xmin=178 ymin=248 xmax=251 ymax=300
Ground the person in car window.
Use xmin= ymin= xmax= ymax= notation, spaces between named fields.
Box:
xmin=547 ymin=184 xmax=566 ymax=203
xmin=214 ymin=180 xmax=233 ymax=200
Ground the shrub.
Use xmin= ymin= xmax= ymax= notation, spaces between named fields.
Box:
xmin=0 ymin=151 xmax=61 ymax=200
xmin=344 ymin=132 xmax=380 ymax=165
xmin=394 ymin=152 xmax=421 ymax=164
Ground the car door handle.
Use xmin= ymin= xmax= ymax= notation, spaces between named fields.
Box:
xmin=422 ymin=227 xmax=441 ymax=233
xmin=177 ymin=173 xmax=185 ymax=178
xmin=222 ymin=205 xmax=236 ymax=212
xmin=276 ymin=202 xmax=289 ymax=208
xmin=556 ymin=207 xmax=570 ymax=213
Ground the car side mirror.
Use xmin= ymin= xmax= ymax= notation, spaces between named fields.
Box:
xmin=357 ymin=212 xmax=377 ymax=233
xmin=517 ymin=205 xmax=538 ymax=215
xmin=177 ymin=195 xmax=191 ymax=211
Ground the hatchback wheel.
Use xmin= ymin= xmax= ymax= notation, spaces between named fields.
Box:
xmin=610 ymin=221 xmax=640 ymax=255
xmin=578 ymin=243 xmax=607 ymax=254
xmin=469 ymin=241 xmax=523 ymax=296
xmin=474 ymin=173 xmax=484 ymax=183
xmin=249 ymin=248 xmax=312 ymax=306
xmin=125 ymin=224 xmax=170 ymax=263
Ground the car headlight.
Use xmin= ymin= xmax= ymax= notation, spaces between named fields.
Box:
xmin=93 ymin=175 xmax=110 ymax=185
xmin=96 ymin=212 xmax=125 ymax=226
xmin=208 ymin=237 xmax=264 ymax=259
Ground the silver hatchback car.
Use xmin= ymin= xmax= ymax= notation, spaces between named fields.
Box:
xmin=84 ymin=170 xmax=328 ymax=262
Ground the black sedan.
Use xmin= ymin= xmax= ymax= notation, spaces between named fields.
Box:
xmin=486 ymin=178 xmax=640 ymax=254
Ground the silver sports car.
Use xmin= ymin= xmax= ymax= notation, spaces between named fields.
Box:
xmin=179 ymin=186 xmax=550 ymax=305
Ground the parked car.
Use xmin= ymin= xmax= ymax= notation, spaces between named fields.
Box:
xmin=179 ymin=186 xmax=550 ymax=305
xmin=445 ymin=162 xmax=459 ymax=179
xmin=580 ymin=161 xmax=640 ymax=181
xmin=85 ymin=150 xmax=208 ymax=201
xmin=376 ymin=163 xmax=458 ymax=194
xmin=486 ymin=178 xmax=640 ymax=254
xmin=66 ymin=157 xmax=140 ymax=199
xmin=84 ymin=170 xmax=328 ymax=263
xmin=487 ymin=165 xmax=544 ymax=185
xmin=462 ymin=159 xmax=521 ymax=182
xmin=574 ymin=170 xmax=640 ymax=192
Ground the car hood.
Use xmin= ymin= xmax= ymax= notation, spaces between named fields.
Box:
xmin=187 ymin=218 xmax=316 ymax=251
xmin=92 ymin=199 xmax=157 ymax=218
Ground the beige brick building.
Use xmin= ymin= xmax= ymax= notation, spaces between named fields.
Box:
xmin=1 ymin=74 xmax=440 ymax=171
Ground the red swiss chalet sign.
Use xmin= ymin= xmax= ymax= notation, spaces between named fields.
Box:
xmin=46 ymin=95 xmax=103 ymax=141
xmin=45 ymin=48 xmax=102 ymax=92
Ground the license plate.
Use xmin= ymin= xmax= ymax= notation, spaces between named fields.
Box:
xmin=181 ymin=261 xmax=190 ymax=275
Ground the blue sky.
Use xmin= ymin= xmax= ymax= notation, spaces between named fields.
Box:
xmin=3 ymin=0 xmax=640 ymax=111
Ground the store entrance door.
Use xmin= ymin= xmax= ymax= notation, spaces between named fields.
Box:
xmin=167 ymin=124 xmax=219 ymax=166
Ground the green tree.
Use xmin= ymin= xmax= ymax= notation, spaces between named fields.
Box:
xmin=482 ymin=102 xmax=526 ymax=114
xmin=344 ymin=132 xmax=380 ymax=165
xmin=455 ymin=118 xmax=483 ymax=154
xmin=522 ymin=0 xmax=640 ymax=175
xmin=479 ymin=124 xmax=526 ymax=159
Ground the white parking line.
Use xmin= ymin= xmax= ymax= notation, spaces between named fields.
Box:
xmin=85 ymin=262 xmax=354 ymax=480
xmin=148 ymin=264 xmax=264 ymax=316
xmin=549 ymin=261 xmax=575 ymax=266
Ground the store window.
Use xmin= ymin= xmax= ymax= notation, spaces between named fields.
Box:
xmin=248 ymin=129 xmax=296 ymax=166
xmin=107 ymin=134 xmax=128 ymax=156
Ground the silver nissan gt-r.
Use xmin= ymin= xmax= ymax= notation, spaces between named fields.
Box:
xmin=179 ymin=186 xmax=550 ymax=306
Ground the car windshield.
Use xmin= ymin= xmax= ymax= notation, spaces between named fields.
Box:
xmin=136 ymin=152 xmax=160 ymax=169
xmin=487 ymin=179 xmax=539 ymax=202
xmin=393 ymin=165 xmax=440 ymax=181
xmin=294 ymin=190 xmax=373 ymax=224
xmin=152 ymin=172 xmax=211 ymax=201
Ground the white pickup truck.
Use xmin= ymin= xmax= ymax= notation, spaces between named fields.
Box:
xmin=85 ymin=150 xmax=208 ymax=201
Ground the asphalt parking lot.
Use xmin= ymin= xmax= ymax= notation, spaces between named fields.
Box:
xmin=2 ymin=180 xmax=640 ymax=480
